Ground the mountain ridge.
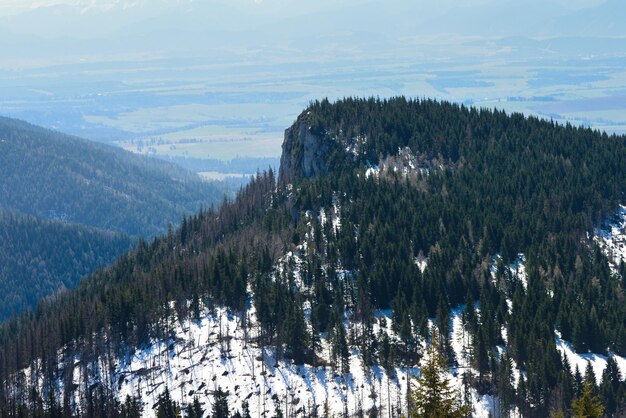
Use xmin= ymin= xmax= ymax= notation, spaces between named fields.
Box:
xmin=0 ymin=115 xmax=227 ymax=321
xmin=0 ymin=209 xmax=132 ymax=321
xmin=0 ymin=115 xmax=221 ymax=237
xmin=0 ymin=98 xmax=625 ymax=417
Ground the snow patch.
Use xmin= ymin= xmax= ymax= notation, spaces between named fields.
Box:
xmin=594 ymin=204 xmax=626 ymax=273
xmin=365 ymin=166 xmax=380 ymax=179
xmin=555 ymin=335 xmax=626 ymax=385
xmin=490 ymin=254 xmax=527 ymax=290
xmin=34 ymin=305 xmax=422 ymax=418
xmin=413 ymin=255 xmax=428 ymax=273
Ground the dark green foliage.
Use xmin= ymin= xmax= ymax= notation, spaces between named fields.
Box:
xmin=599 ymin=356 xmax=622 ymax=417
xmin=494 ymin=353 xmax=516 ymax=417
xmin=406 ymin=338 xmax=471 ymax=418
xmin=0 ymin=116 xmax=228 ymax=321
xmin=291 ymin=98 xmax=625 ymax=414
xmin=212 ymin=387 xmax=229 ymax=418
xmin=0 ymin=116 xmax=224 ymax=237
xmin=0 ymin=211 xmax=131 ymax=321
xmin=240 ymin=401 xmax=251 ymax=418
xmin=156 ymin=388 xmax=180 ymax=418
xmin=185 ymin=397 xmax=204 ymax=418
xmin=120 ymin=395 xmax=143 ymax=418
xmin=570 ymin=380 xmax=604 ymax=418
xmin=330 ymin=315 xmax=350 ymax=374
xmin=0 ymin=172 xmax=284 ymax=415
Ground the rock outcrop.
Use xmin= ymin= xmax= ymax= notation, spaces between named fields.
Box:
xmin=278 ymin=117 xmax=334 ymax=186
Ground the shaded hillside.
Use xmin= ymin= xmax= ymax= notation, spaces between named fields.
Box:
xmin=0 ymin=116 xmax=223 ymax=237
xmin=0 ymin=211 xmax=131 ymax=321
xmin=1 ymin=99 xmax=625 ymax=417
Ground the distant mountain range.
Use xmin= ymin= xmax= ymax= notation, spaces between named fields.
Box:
xmin=1 ymin=0 xmax=624 ymax=64
xmin=0 ymin=116 xmax=221 ymax=237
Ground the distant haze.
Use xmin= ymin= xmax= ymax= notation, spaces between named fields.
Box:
xmin=0 ymin=0 xmax=625 ymax=158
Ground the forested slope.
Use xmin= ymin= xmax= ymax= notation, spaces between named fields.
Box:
xmin=0 ymin=116 xmax=228 ymax=320
xmin=0 ymin=116 xmax=222 ymax=237
xmin=0 ymin=99 xmax=625 ymax=417
xmin=0 ymin=211 xmax=131 ymax=321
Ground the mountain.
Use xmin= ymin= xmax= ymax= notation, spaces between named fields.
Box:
xmin=554 ymin=0 xmax=626 ymax=37
xmin=0 ymin=211 xmax=132 ymax=321
xmin=0 ymin=98 xmax=625 ymax=417
xmin=0 ymin=116 xmax=222 ymax=238
xmin=0 ymin=115 xmax=227 ymax=321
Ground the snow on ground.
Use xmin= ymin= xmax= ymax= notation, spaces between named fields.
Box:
xmin=448 ymin=307 xmax=497 ymax=418
xmin=18 ymin=300 xmax=544 ymax=417
xmin=111 ymin=306 xmax=415 ymax=418
xmin=555 ymin=335 xmax=626 ymax=385
xmin=365 ymin=166 xmax=379 ymax=179
xmin=490 ymin=254 xmax=527 ymax=289
xmin=594 ymin=204 xmax=626 ymax=273
xmin=318 ymin=196 xmax=342 ymax=234
xmin=362 ymin=147 xmax=440 ymax=181
xmin=449 ymin=306 xmax=527 ymax=417
xmin=332 ymin=195 xmax=342 ymax=232
xmin=413 ymin=255 xmax=428 ymax=273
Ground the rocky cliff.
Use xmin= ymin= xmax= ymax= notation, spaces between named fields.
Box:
xmin=278 ymin=115 xmax=334 ymax=186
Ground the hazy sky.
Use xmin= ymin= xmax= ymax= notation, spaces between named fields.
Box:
xmin=1 ymin=0 xmax=624 ymax=141
xmin=0 ymin=0 xmax=608 ymax=15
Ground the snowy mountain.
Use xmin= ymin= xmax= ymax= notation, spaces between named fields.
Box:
xmin=1 ymin=98 xmax=625 ymax=417
xmin=21 ymin=228 xmax=624 ymax=418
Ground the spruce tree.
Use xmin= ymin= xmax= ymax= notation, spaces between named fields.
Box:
xmin=121 ymin=395 xmax=143 ymax=418
xmin=156 ymin=388 xmax=179 ymax=418
xmin=600 ymin=356 xmax=621 ymax=416
xmin=406 ymin=338 xmax=470 ymax=418
xmin=241 ymin=401 xmax=251 ymax=418
xmin=570 ymin=380 xmax=604 ymax=418
xmin=212 ymin=386 xmax=230 ymax=418
xmin=186 ymin=397 xmax=203 ymax=418
xmin=495 ymin=353 xmax=515 ymax=417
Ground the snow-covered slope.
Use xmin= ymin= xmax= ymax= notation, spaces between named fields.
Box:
xmin=14 ymin=203 xmax=626 ymax=417
xmin=112 ymin=306 xmax=412 ymax=418
xmin=102 ymin=305 xmax=622 ymax=418
xmin=594 ymin=204 xmax=626 ymax=273
xmin=555 ymin=335 xmax=626 ymax=386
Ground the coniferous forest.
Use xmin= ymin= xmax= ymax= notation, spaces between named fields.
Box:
xmin=0 ymin=211 xmax=132 ymax=321
xmin=0 ymin=116 xmax=228 ymax=320
xmin=0 ymin=98 xmax=625 ymax=417
xmin=0 ymin=116 xmax=225 ymax=238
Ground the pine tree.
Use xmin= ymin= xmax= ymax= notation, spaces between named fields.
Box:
xmin=583 ymin=362 xmax=597 ymax=389
xmin=495 ymin=353 xmax=515 ymax=417
xmin=573 ymin=365 xmax=584 ymax=396
xmin=241 ymin=401 xmax=251 ymax=418
xmin=331 ymin=315 xmax=350 ymax=374
xmin=156 ymin=388 xmax=180 ymax=418
xmin=274 ymin=403 xmax=284 ymax=418
xmin=121 ymin=395 xmax=143 ymax=418
xmin=212 ymin=386 xmax=230 ymax=418
xmin=549 ymin=410 xmax=565 ymax=418
xmin=406 ymin=339 xmax=471 ymax=418
xmin=186 ymin=397 xmax=203 ymax=418
xmin=570 ymin=380 xmax=604 ymax=418
xmin=600 ymin=356 xmax=621 ymax=416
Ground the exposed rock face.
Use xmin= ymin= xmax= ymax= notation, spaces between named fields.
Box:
xmin=278 ymin=118 xmax=333 ymax=186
